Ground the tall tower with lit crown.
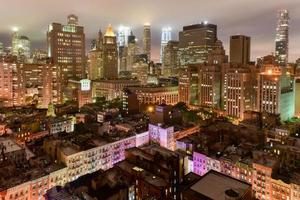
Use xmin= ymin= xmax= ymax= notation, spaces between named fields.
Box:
xmin=103 ymin=24 xmax=118 ymax=79
xmin=143 ymin=24 xmax=151 ymax=61
xmin=275 ymin=9 xmax=289 ymax=67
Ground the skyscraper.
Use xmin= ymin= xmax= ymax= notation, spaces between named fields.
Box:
xmin=126 ymin=31 xmax=137 ymax=71
xmin=179 ymin=22 xmax=217 ymax=65
xmin=47 ymin=14 xmax=85 ymax=79
xmin=117 ymin=26 xmax=131 ymax=47
xmin=162 ymin=40 xmax=179 ymax=77
xmin=103 ymin=24 xmax=118 ymax=79
xmin=88 ymin=29 xmax=104 ymax=80
xmin=11 ymin=30 xmax=31 ymax=60
xmin=143 ymin=24 xmax=151 ymax=61
xmin=275 ymin=9 xmax=289 ymax=67
xmin=230 ymin=35 xmax=250 ymax=65
xmin=160 ymin=27 xmax=172 ymax=63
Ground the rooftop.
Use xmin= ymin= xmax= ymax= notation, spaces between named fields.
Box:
xmin=189 ymin=171 xmax=251 ymax=200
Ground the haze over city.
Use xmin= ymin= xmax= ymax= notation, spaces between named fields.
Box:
xmin=0 ymin=0 xmax=300 ymax=61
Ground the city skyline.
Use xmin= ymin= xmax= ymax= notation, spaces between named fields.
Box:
xmin=0 ymin=0 xmax=300 ymax=62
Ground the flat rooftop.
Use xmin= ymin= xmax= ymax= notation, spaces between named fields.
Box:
xmin=190 ymin=171 xmax=251 ymax=200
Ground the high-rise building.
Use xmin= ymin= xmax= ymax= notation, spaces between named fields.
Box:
xmin=275 ymin=9 xmax=289 ymax=67
xmin=196 ymin=40 xmax=228 ymax=110
xmin=126 ymin=31 xmax=137 ymax=72
xmin=117 ymin=26 xmax=131 ymax=47
xmin=179 ymin=22 xmax=217 ymax=65
xmin=47 ymin=14 xmax=85 ymax=80
xmin=258 ymin=56 xmax=295 ymax=121
xmin=224 ymin=66 xmax=255 ymax=119
xmin=230 ymin=35 xmax=250 ymax=65
xmin=88 ymin=29 xmax=103 ymax=80
xmin=103 ymin=24 xmax=118 ymax=79
xmin=11 ymin=30 xmax=31 ymax=60
xmin=160 ymin=27 xmax=172 ymax=63
xmin=143 ymin=24 xmax=151 ymax=60
xmin=162 ymin=40 xmax=179 ymax=77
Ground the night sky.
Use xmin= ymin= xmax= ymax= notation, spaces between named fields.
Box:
xmin=0 ymin=0 xmax=299 ymax=62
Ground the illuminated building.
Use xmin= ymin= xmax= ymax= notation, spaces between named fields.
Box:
xmin=127 ymin=85 xmax=179 ymax=107
xmin=230 ymin=35 xmax=250 ymax=65
xmin=178 ymin=68 xmax=190 ymax=105
xmin=126 ymin=31 xmax=137 ymax=72
xmin=47 ymin=14 xmax=85 ymax=80
xmin=275 ymin=9 xmax=289 ymax=66
xmin=43 ymin=131 xmax=149 ymax=182
xmin=132 ymin=61 xmax=149 ymax=85
xmin=117 ymin=25 xmax=131 ymax=47
xmin=199 ymin=65 xmax=222 ymax=109
xmin=179 ymin=22 xmax=217 ymax=65
xmin=103 ymin=24 xmax=118 ymax=79
xmin=160 ymin=27 xmax=172 ymax=63
xmin=224 ymin=66 xmax=256 ymax=120
xmin=198 ymin=40 xmax=228 ymax=109
xmin=78 ymin=79 xmax=92 ymax=108
xmin=88 ymin=29 xmax=104 ymax=80
xmin=162 ymin=40 xmax=179 ymax=77
xmin=92 ymin=79 xmax=140 ymax=100
xmin=258 ymin=59 xmax=295 ymax=121
xmin=11 ymin=29 xmax=31 ymax=60
xmin=122 ymin=88 xmax=140 ymax=115
xmin=143 ymin=24 xmax=151 ymax=60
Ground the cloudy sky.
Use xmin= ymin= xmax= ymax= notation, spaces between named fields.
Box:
xmin=0 ymin=0 xmax=299 ymax=62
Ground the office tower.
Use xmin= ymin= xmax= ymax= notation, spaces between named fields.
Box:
xmin=230 ymin=35 xmax=250 ymax=65
xmin=47 ymin=14 xmax=85 ymax=80
xmin=143 ymin=24 xmax=151 ymax=60
xmin=126 ymin=31 xmax=137 ymax=72
xmin=275 ymin=9 xmax=289 ymax=67
xmin=179 ymin=22 xmax=217 ymax=65
xmin=11 ymin=30 xmax=31 ymax=60
xmin=103 ymin=24 xmax=118 ymax=79
xmin=117 ymin=26 xmax=131 ymax=47
xmin=224 ymin=66 xmax=255 ymax=119
xmin=162 ymin=40 xmax=179 ymax=77
xmin=160 ymin=27 xmax=172 ymax=63
xmin=198 ymin=40 xmax=228 ymax=110
xmin=258 ymin=56 xmax=294 ymax=121
xmin=88 ymin=29 xmax=103 ymax=80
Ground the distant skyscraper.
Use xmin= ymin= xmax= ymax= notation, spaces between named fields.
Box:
xmin=179 ymin=22 xmax=217 ymax=65
xmin=275 ymin=9 xmax=289 ymax=66
xmin=126 ymin=31 xmax=137 ymax=71
xmin=117 ymin=26 xmax=131 ymax=47
xmin=103 ymin=24 xmax=118 ymax=79
xmin=230 ymin=35 xmax=250 ymax=65
xmin=47 ymin=14 xmax=85 ymax=79
xmin=11 ymin=30 xmax=31 ymax=60
xmin=143 ymin=24 xmax=151 ymax=61
xmin=88 ymin=29 xmax=103 ymax=80
xmin=160 ymin=27 xmax=172 ymax=63
xmin=162 ymin=40 xmax=179 ymax=77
